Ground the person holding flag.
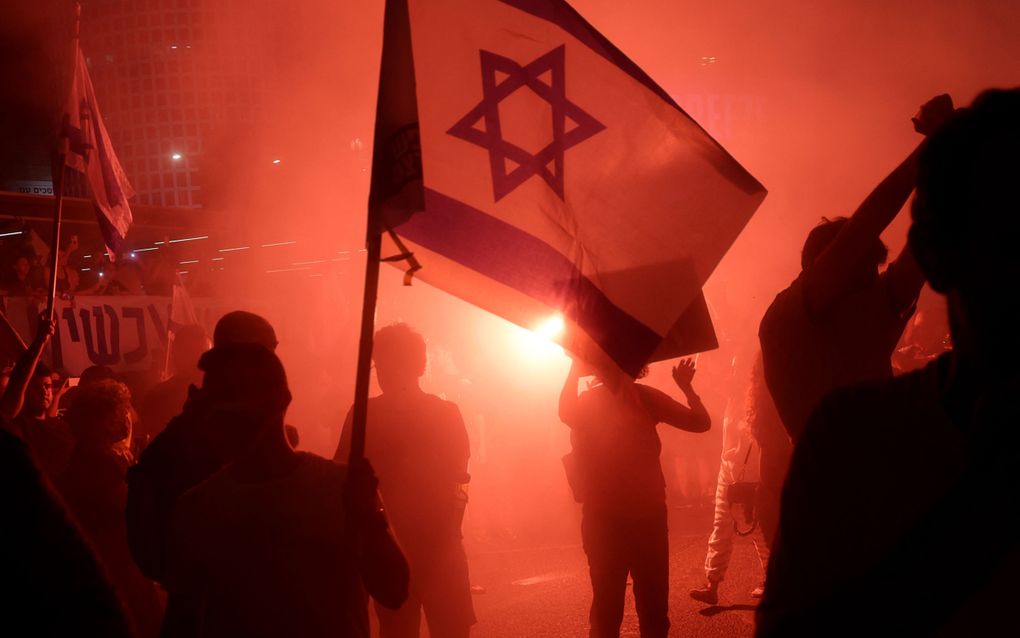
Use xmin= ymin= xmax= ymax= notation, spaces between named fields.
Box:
xmin=340 ymin=0 xmax=765 ymax=630
xmin=41 ymin=0 xmax=134 ymax=325
xmin=352 ymin=0 xmax=766 ymax=442
xmin=335 ymin=324 xmax=474 ymax=638
xmin=350 ymin=4 xmax=766 ymax=616
xmin=60 ymin=34 xmax=134 ymax=261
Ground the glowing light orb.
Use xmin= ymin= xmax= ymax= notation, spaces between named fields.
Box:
xmin=512 ymin=314 xmax=566 ymax=361
xmin=535 ymin=315 xmax=565 ymax=341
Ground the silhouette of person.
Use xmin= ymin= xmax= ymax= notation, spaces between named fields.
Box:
xmin=758 ymin=94 xmax=956 ymax=444
xmin=690 ymin=354 xmax=786 ymax=605
xmin=0 ymin=426 xmax=134 ymax=637
xmin=560 ymin=358 xmax=710 ymax=638
xmin=212 ymin=310 xmax=279 ymax=350
xmin=744 ymin=354 xmax=792 ymax=552
xmin=161 ymin=343 xmax=408 ymax=637
xmin=58 ymin=379 xmax=162 ymax=637
xmin=757 ymin=88 xmax=1020 ymax=636
xmin=3 ymin=253 xmax=43 ymax=297
xmin=334 ymin=323 xmax=475 ymax=638
xmin=212 ymin=311 xmax=298 ymax=447
xmin=57 ymin=364 xmax=117 ymax=416
xmin=126 ymin=311 xmax=281 ymax=583
xmin=0 ymin=317 xmax=73 ymax=480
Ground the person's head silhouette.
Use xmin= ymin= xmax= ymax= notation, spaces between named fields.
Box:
xmin=373 ymin=323 xmax=426 ymax=394
xmin=909 ymin=87 xmax=1020 ymax=368
xmin=802 ymin=216 xmax=888 ymax=280
xmin=197 ymin=343 xmax=292 ymax=453
xmin=213 ymin=311 xmax=278 ymax=351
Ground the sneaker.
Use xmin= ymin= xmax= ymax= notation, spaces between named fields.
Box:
xmin=750 ymin=585 xmax=764 ymax=598
xmin=689 ymin=584 xmax=718 ymax=605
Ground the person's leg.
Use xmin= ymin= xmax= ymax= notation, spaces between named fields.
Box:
xmin=582 ymin=510 xmax=629 ymax=638
xmin=750 ymin=458 xmax=775 ymax=598
xmin=420 ymin=541 xmax=476 ymax=638
xmin=693 ymin=470 xmax=735 ymax=603
xmin=748 ymin=521 xmax=772 ymax=598
xmin=376 ymin=592 xmax=423 ymax=638
xmin=630 ymin=510 xmax=670 ymax=638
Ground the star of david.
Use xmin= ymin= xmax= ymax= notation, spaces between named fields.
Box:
xmin=447 ymin=45 xmax=605 ymax=202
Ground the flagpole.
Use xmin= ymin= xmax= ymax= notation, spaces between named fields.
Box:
xmin=46 ymin=157 xmax=66 ymax=322
xmin=348 ymin=219 xmax=382 ymax=462
xmin=46 ymin=2 xmax=81 ymax=321
xmin=162 ymin=302 xmax=175 ymax=381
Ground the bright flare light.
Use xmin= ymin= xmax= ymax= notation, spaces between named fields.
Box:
xmin=171 ymin=153 xmax=183 ymax=160
xmin=514 ymin=314 xmax=566 ymax=360
xmin=535 ymin=315 xmax=565 ymax=341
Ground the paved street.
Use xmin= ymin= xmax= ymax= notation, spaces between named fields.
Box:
xmin=465 ymin=506 xmax=762 ymax=637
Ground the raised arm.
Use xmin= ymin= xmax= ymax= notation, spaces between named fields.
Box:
xmin=47 ymin=377 xmax=70 ymax=419
xmin=0 ymin=316 xmax=54 ymax=424
xmin=804 ymin=94 xmax=955 ymax=316
xmin=640 ymin=358 xmax=710 ymax=433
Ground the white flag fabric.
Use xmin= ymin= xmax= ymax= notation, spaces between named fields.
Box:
xmin=63 ymin=45 xmax=134 ymax=257
xmin=169 ymin=283 xmax=199 ymax=331
xmin=371 ymin=0 xmax=766 ymax=375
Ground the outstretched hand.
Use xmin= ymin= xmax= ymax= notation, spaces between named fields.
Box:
xmin=913 ymin=94 xmax=955 ymax=136
xmin=34 ymin=315 xmax=55 ymax=346
xmin=672 ymin=357 xmax=697 ymax=388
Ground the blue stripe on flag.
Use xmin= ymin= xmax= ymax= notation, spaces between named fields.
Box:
xmin=393 ymin=188 xmax=662 ymax=374
xmin=94 ymin=205 xmax=125 ymax=257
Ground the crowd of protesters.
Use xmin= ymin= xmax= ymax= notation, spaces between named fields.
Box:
xmin=0 ymin=88 xmax=1015 ymax=637
xmin=0 ymin=232 xmax=181 ymax=300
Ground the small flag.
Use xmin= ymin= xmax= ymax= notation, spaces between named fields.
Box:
xmin=160 ymin=283 xmax=200 ymax=381
xmin=169 ymin=283 xmax=199 ymax=332
xmin=371 ymin=0 xmax=766 ymax=375
xmin=63 ymin=46 xmax=134 ymax=258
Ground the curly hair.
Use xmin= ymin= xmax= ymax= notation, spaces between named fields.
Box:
xmin=373 ymin=323 xmax=427 ymax=378
xmin=67 ymin=379 xmax=133 ymax=449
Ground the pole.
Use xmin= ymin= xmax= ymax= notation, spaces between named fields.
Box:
xmin=46 ymin=2 xmax=81 ymax=321
xmin=45 ymin=161 xmax=66 ymax=321
xmin=348 ymin=219 xmax=382 ymax=462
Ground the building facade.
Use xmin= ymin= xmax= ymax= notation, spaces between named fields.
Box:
xmin=80 ymin=0 xmax=280 ymax=209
